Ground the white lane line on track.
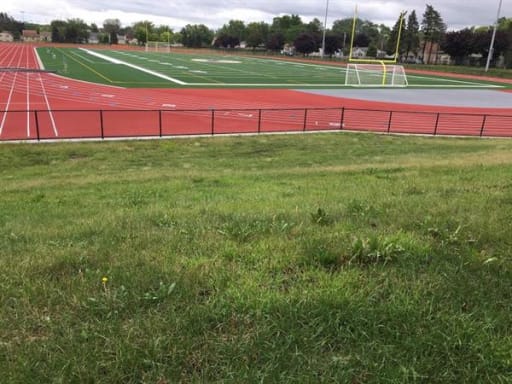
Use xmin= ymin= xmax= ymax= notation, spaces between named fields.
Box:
xmin=39 ymin=76 xmax=59 ymax=137
xmin=26 ymin=45 xmax=31 ymax=137
xmin=0 ymin=76 xmax=16 ymax=134
xmin=0 ymin=44 xmax=24 ymax=135
xmin=26 ymin=72 xmax=30 ymax=137
xmin=33 ymin=47 xmax=58 ymax=137
xmin=39 ymin=74 xmax=59 ymax=137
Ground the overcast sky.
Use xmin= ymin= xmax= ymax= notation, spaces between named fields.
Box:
xmin=4 ymin=0 xmax=511 ymax=31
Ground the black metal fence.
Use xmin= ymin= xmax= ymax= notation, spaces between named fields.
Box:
xmin=1 ymin=106 xmax=512 ymax=141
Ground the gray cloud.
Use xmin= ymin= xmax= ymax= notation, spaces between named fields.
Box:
xmin=5 ymin=0 xmax=510 ymax=30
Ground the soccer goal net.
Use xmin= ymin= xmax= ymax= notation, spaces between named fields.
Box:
xmin=345 ymin=63 xmax=408 ymax=87
xmin=145 ymin=41 xmax=171 ymax=53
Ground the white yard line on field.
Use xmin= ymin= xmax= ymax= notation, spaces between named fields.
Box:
xmin=79 ymin=48 xmax=188 ymax=85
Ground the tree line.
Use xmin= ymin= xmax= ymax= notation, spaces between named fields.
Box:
xmin=1 ymin=4 xmax=511 ymax=68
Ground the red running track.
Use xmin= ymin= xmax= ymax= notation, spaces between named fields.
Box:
xmin=1 ymin=43 xmax=512 ymax=141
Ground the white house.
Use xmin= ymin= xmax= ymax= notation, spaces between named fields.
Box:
xmin=117 ymin=34 xmax=127 ymax=44
xmin=351 ymin=47 xmax=368 ymax=58
xmin=88 ymin=32 xmax=100 ymax=44
xmin=22 ymin=30 xmax=39 ymax=42
xmin=0 ymin=31 xmax=14 ymax=42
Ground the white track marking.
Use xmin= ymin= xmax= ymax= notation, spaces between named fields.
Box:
xmin=26 ymin=45 xmax=31 ymax=137
xmin=0 ymin=76 xmax=17 ymax=134
xmin=34 ymin=47 xmax=45 ymax=69
xmin=0 ymin=44 xmax=24 ymax=135
xmin=26 ymin=72 xmax=30 ymax=136
xmin=32 ymin=46 xmax=58 ymax=137
xmin=38 ymin=74 xmax=59 ymax=136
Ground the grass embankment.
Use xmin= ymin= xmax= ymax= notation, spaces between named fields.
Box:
xmin=1 ymin=133 xmax=511 ymax=382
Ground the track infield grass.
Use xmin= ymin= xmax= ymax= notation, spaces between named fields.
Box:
xmin=1 ymin=132 xmax=512 ymax=382
xmin=36 ymin=47 xmax=509 ymax=89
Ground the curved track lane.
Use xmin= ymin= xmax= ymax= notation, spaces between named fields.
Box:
xmin=0 ymin=43 xmax=511 ymax=140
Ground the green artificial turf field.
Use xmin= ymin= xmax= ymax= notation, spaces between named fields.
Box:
xmin=36 ymin=47 xmax=507 ymax=89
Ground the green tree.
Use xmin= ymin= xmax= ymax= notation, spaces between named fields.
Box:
xmin=304 ymin=18 xmax=323 ymax=35
xmin=66 ymin=18 xmax=89 ymax=43
xmin=333 ymin=17 xmax=381 ymax=52
xmin=0 ymin=12 xmax=23 ymax=39
xmin=404 ymin=10 xmax=420 ymax=59
xmin=122 ymin=26 xmax=134 ymax=41
xmin=421 ymin=4 xmax=446 ymax=64
xmin=180 ymin=24 xmax=214 ymax=48
xmin=103 ymin=19 xmax=121 ymax=44
xmin=294 ymin=32 xmax=317 ymax=56
xmin=213 ymin=33 xmax=239 ymax=48
xmin=132 ymin=21 xmax=154 ymax=44
xmin=331 ymin=18 xmax=354 ymax=52
xmin=217 ymin=20 xmax=246 ymax=44
xmin=272 ymin=14 xmax=302 ymax=32
xmin=323 ymin=33 xmax=342 ymax=57
xmin=387 ymin=12 xmax=407 ymax=57
xmin=441 ymin=29 xmax=475 ymax=65
xmin=473 ymin=29 xmax=509 ymax=67
xmin=50 ymin=20 xmax=67 ymax=43
xmin=271 ymin=14 xmax=303 ymax=43
xmin=354 ymin=33 xmax=370 ymax=47
xmin=498 ymin=17 xmax=512 ymax=68
xmin=156 ymin=25 xmax=174 ymax=44
xmin=246 ymin=22 xmax=269 ymax=49
xmin=331 ymin=18 xmax=353 ymax=36
xmin=266 ymin=32 xmax=285 ymax=51
xmin=367 ymin=42 xmax=378 ymax=58
xmin=376 ymin=24 xmax=391 ymax=52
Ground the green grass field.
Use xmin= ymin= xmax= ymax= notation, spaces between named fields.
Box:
xmin=37 ymin=47 xmax=508 ymax=89
xmin=1 ymin=133 xmax=512 ymax=382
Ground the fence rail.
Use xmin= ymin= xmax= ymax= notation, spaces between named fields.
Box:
xmin=1 ymin=106 xmax=512 ymax=142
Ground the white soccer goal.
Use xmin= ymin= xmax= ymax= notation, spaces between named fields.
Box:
xmin=145 ymin=41 xmax=171 ymax=53
xmin=345 ymin=63 xmax=408 ymax=87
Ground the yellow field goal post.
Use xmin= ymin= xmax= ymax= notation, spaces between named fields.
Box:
xmin=345 ymin=7 xmax=408 ymax=87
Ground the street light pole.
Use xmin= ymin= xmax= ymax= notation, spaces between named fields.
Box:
xmin=485 ymin=0 xmax=503 ymax=72
xmin=321 ymin=0 xmax=330 ymax=59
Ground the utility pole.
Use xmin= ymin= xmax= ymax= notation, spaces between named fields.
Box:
xmin=321 ymin=0 xmax=330 ymax=59
xmin=485 ymin=0 xmax=503 ymax=72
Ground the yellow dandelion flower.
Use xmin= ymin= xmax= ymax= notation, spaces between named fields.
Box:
xmin=102 ymin=276 xmax=108 ymax=283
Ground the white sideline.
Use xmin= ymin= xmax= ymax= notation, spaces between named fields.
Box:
xmin=79 ymin=48 xmax=187 ymax=85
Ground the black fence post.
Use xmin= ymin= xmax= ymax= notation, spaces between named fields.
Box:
xmin=340 ymin=107 xmax=345 ymax=130
xmin=100 ymin=110 xmax=104 ymax=139
xmin=258 ymin=109 xmax=262 ymax=133
xmin=387 ymin=111 xmax=393 ymax=133
xmin=433 ymin=113 xmax=440 ymax=136
xmin=303 ymin=108 xmax=308 ymax=131
xmin=480 ymin=115 xmax=487 ymax=137
xmin=211 ymin=109 xmax=215 ymax=136
xmin=34 ymin=110 xmax=40 ymax=141
xmin=159 ymin=110 xmax=163 ymax=137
